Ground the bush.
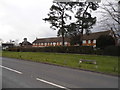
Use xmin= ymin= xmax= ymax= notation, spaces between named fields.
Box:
xmin=6 ymin=47 xmax=20 ymax=52
xmin=6 ymin=46 xmax=94 ymax=54
xmin=93 ymin=48 xmax=104 ymax=55
xmin=6 ymin=46 xmax=119 ymax=56
xmin=96 ymin=35 xmax=115 ymax=49
xmin=103 ymin=46 xmax=120 ymax=56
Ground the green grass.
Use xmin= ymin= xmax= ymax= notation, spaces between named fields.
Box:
xmin=2 ymin=51 xmax=119 ymax=75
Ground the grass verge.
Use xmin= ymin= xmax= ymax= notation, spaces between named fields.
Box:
xmin=2 ymin=51 xmax=119 ymax=76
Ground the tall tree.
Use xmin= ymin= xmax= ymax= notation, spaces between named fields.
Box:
xmin=99 ymin=1 xmax=120 ymax=38
xmin=66 ymin=23 xmax=81 ymax=45
xmin=67 ymin=2 xmax=99 ymax=45
xmin=43 ymin=1 xmax=99 ymax=46
xmin=43 ymin=2 xmax=74 ymax=46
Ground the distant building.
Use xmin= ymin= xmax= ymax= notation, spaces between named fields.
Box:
xmin=2 ymin=43 xmax=14 ymax=50
xmin=32 ymin=37 xmax=70 ymax=47
xmin=32 ymin=30 xmax=115 ymax=47
xmin=19 ymin=38 xmax=32 ymax=47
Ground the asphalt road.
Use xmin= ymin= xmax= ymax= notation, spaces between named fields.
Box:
xmin=0 ymin=57 xmax=118 ymax=89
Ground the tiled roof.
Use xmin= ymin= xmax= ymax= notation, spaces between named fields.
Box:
xmin=33 ymin=37 xmax=70 ymax=43
xmin=82 ymin=30 xmax=112 ymax=40
xmin=2 ymin=43 xmax=14 ymax=46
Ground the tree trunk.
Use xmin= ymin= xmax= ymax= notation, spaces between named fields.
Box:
xmin=79 ymin=3 xmax=90 ymax=46
xmin=62 ymin=33 xmax=65 ymax=46
xmin=61 ymin=12 xmax=65 ymax=46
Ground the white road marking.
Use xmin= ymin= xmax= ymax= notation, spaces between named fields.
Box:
xmin=0 ymin=65 xmax=22 ymax=74
xmin=36 ymin=78 xmax=70 ymax=90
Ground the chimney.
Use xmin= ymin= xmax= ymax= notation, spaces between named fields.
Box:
xmin=24 ymin=38 xmax=27 ymax=42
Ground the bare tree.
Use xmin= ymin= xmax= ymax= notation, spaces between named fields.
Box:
xmin=99 ymin=0 xmax=120 ymax=38
xmin=102 ymin=1 xmax=120 ymax=24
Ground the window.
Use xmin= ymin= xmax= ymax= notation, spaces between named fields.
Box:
xmin=93 ymin=40 xmax=96 ymax=43
xmin=83 ymin=40 xmax=86 ymax=44
xmin=51 ymin=42 xmax=53 ymax=46
xmin=53 ymin=42 xmax=56 ymax=46
xmin=88 ymin=40 xmax=91 ymax=44
xmin=65 ymin=42 xmax=67 ymax=45
xmin=44 ymin=43 xmax=47 ymax=46
xmin=60 ymin=42 xmax=62 ymax=45
xmin=51 ymin=42 xmax=53 ymax=45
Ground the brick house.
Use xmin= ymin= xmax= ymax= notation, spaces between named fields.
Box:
xmin=32 ymin=37 xmax=70 ymax=47
xmin=82 ymin=30 xmax=114 ymax=47
xmin=32 ymin=30 xmax=114 ymax=47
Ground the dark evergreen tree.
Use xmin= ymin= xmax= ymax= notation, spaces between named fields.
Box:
xmin=66 ymin=23 xmax=81 ymax=45
xmin=43 ymin=1 xmax=99 ymax=46
xmin=43 ymin=2 xmax=74 ymax=46
xmin=67 ymin=2 xmax=99 ymax=45
xmin=96 ymin=35 xmax=115 ymax=49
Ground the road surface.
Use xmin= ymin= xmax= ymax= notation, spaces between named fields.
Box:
xmin=0 ymin=57 xmax=118 ymax=89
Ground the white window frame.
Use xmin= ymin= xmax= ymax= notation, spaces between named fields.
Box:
xmin=93 ymin=40 xmax=96 ymax=43
xmin=83 ymin=40 xmax=86 ymax=44
xmin=65 ymin=42 xmax=67 ymax=45
xmin=88 ymin=40 xmax=91 ymax=44
xmin=53 ymin=42 xmax=56 ymax=46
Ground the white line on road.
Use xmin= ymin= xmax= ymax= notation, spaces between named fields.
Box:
xmin=36 ymin=78 xmax=70 ymax=90
xmin=0 ymin=65 xmax=23 ymax=74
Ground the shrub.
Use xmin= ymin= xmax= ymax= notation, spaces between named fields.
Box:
xmin=6 ymin=46 xmax=94 ymax=54
xmin=6 ymin=47 xmax=20 ymax=52
xmin=103 ymin=46 xmax=120 ymax=56
xmin=92 ymin=48 xmax=104 ymax=55
xmin=96 ymin=35 xmax=115 ymax=49
xmin=6 ymin=45 xmax=119 ymax=56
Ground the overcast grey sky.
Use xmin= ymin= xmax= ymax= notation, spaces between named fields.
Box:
xmin=0 ymin=0 xmax=118 ymax=43
xmin=0 ymin=0 xmax=56 ymax=43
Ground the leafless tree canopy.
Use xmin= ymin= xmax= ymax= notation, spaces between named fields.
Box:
xmin=99 ymin=0 xmax=120 ymax=38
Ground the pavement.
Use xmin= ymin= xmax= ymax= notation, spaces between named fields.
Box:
xmin=0 ymin=57 xmax=119 ymax=89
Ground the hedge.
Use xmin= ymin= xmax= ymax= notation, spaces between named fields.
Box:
xmin=5 ymin=46 xmax=93 ymax=54
xmin=5 ymin=46 xmax=120 ymax=56
xmin=103 ymin=46 xmax=120 ymax=56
